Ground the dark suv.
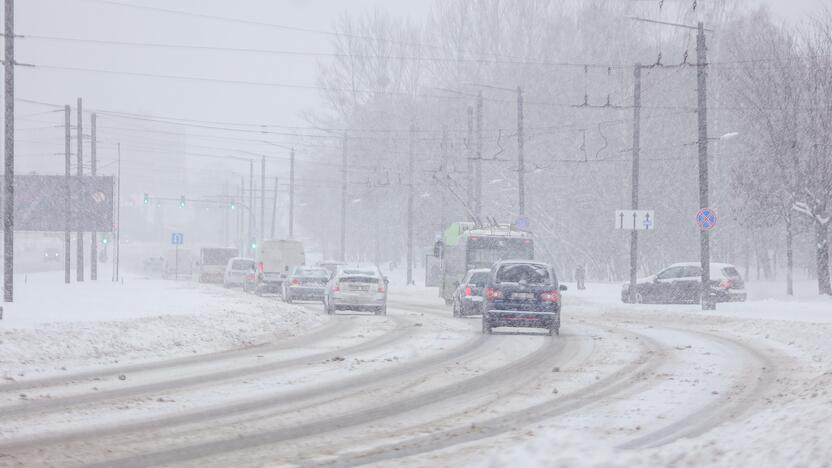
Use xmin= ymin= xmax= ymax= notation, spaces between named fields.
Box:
xmin=481 ymin=260 xmax=567 ymax=336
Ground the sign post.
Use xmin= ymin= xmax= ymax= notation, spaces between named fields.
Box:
xmin=171 ymin=232 xmax=184 ymax=280
xmin=615 ymin=210 xmax=655 ymax=303
xmin=696 ymin=208 xmax=717 ymax=310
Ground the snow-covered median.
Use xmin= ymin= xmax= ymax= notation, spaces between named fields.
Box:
xmin=0 ymin=272 xmax=327 ymax=377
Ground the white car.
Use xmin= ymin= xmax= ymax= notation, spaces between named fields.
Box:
xmin=324 ymin=264 xmax=388 ymax=315
xmin=223 ymin=257 xmax=255 ymax=288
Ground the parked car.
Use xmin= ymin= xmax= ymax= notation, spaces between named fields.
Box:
xmin=324 ymin=264 xmax=388 ymax=315
xmin=223 ymin=257 xmax=255 ymax=288
xmin=621 ymin=262 xmax=747 ymax=304
xmin=43 ymin=248 xmax=61 ymax=263
xmin=283 ymin=266 xmax=330 ymax=303
xmin=481 ymin=260 xmax=566 ymax=336
xmin=142 ymin=256 xmax=165 ymax=277
xmin=451 ymin=268 xmax=491 ymax=317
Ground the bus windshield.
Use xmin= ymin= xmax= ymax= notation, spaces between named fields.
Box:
xmin=466 ymin=237 xmax=533 ymax=270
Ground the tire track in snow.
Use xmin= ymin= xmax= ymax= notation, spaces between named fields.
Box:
xmin=29 ymin=322 xmax=562 ymax=467
xmin=0 ymin=313 xmax=404 ymax=419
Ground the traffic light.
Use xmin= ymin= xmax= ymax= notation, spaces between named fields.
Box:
xmin=179 ymin=195 xmax=186 ymax=208
xmin=143 ymin=193 xmax=150 ymax=205
xmin=250 ymin=239 xmax=257 ymax=251
xmin=102 ymin=237 xmax=109 ymax=245
xmin=230 ymin=200 xmax=236 ymax=210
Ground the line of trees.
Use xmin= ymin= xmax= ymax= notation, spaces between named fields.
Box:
xmin=297 ymin=0 xmax=832 ymax=295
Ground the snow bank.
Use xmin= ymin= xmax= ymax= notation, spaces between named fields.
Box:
xmin=0 ymin=272 xmax=327 ymax=376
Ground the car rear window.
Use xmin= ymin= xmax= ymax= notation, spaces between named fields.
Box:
xmin=296 ymin=268 xmax=328 ymax=277
xmin=495 ymin=263 xmax=552 ymax=285
xmin=341 ymin=269 xmax=378 ymax=276
xmin=340 ymin=276 xmax=379 ymax=284
xmin=722 ymin=266 xmax=742 ymax=279
xmin=470 ymin=272 xmax=489 ymax=284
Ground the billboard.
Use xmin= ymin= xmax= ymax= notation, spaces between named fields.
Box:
xmin=3 ymin=175 xmax=114 ymax=232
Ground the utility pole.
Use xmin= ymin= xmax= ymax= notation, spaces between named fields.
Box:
xmin=64 ymin=105 xmax=71 ymax=284
xmin=223 ymin=181 xmax=229 ymax=246
xmin=466 ymin=106 xmax=474 ymax=215
xmin=629 ymin=64 xmax=642 ymax=304
xmin=270 ymin=176 xmax=278 ymax=239
xmin=3 ymin=0 xmax=14 ymax=302
xmin=90 ymin=113 xmax=97 ymax=280
xmin=517 ymin=86 xmax=525 ymax=216
xmin=260 ymin=155 xmax=265 ymax=243
xmin=248 ymin=159 xmax=253 ymax=257
xmin=238 ymin=177 xmax=244 ymax=254
xmin=114 ymin=143 xmax=121 ymax=282
xmin=475 ymin=91 xmax=483 ymax=221
xmin=289 ymin=147 xmax=295 ymax=238
xmin=76 ymin=98 xmax=84 ymax=282
xmin=340 ymin=133 xmax=347 ymax=261
xmin=696 ymin=21 xmax=714 ymax=310
xmin=406 ymin=123 xmax=415 ymax=286
xmin=440 ymin=126 xmax=448 ymax=232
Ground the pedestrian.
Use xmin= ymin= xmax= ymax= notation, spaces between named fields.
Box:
xmin=575 ymin=264 xmax=586 ymax=290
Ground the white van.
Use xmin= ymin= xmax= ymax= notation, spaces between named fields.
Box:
xmin=223 ymin=257 xmax=255 ymax=288
xmin=255 ymin=239 xmax=305 ymax=295
xmin=198 ymin=247 xmax=239 ymax=283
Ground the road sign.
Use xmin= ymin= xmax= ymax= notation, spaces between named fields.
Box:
xmin=696 ymin=208 xmax=717 ymax=231
xmin=515 ymin=216 xmax=530 ymax=230
xmin=615 ymin=210 xmax=655 ymax=231
xmin=171 ymin=232 xmax=184 ymax=245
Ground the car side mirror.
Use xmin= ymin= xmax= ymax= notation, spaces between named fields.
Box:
xmin=559 ymin=284 xmax=568 ymax=291
xmin=384 ymin=277 xmax=389 ymax=285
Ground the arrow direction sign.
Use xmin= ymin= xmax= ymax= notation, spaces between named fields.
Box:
xmin=615 ymin=210 xmax=656 ymax=231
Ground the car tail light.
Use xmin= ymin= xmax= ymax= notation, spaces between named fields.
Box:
xmin=291 ymin=278 xmax=301 ymax=285
xmin=541 ymin=291 xmax=561 ymax=303
xmin=333 ymin=283 xmax=340 ymax=292
xmin=258 ymin=262 xmax=264 ymax=273
xmin=485 ymin=288 xmax=503 ymax=301
xmin=378 ymin=285 xmax=385 ymax=293
xmin=465 ymin=287 xmax=472 ymax=297
xmin=719 ymin=279 xmax=734 ymax=290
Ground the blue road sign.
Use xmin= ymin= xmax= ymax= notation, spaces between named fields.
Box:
xmin=696 ymin=208 xmax=717 ymax=231
xmin=171 ymin=232 xmax=184 ymax=245
xmin=515 ymin=216 xmax=530 ymax=230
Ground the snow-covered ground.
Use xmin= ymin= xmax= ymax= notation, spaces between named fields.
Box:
xmin=0 ymin=271 xmax=327 ymax=379
xmin=0 ymin=273 xmax=830 ymax=467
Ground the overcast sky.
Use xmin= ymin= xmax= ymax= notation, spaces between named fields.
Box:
xmin=7 ymin=0 xmax=829 ymax=178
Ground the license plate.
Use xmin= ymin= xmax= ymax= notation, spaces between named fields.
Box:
xmin=512 ymin=292 xmax=534 ymax=300
xmin=348 ymin=284 xmax=369 ymax=292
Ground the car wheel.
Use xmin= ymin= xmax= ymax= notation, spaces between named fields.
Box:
xmin=481 ymin=314 xmax=492 ymax=334
xmin=325 ymin=300 xmax=333 ymax=315
xmin=452 ymin=300 xmax=460 ymax=318
xmin=375 ymin=305 xmax=387 ymax=316
xmin=285 ymin=293 xmax=293 ymax=304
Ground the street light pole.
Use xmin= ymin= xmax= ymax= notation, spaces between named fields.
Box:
xmin=517 ymin=86 xmax=525 ymax=216
xmin=630 ymin=64 xmax=642 ymax=304
xmin=696 ymin=21 xmax=714 ymax=310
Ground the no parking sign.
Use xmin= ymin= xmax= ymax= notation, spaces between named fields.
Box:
xmin=696 ymin=208 xmax=717 ymax=231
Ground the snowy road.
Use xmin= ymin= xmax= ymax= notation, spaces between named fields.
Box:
xmin=0 ymin=283 xmax=829 ymax=467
